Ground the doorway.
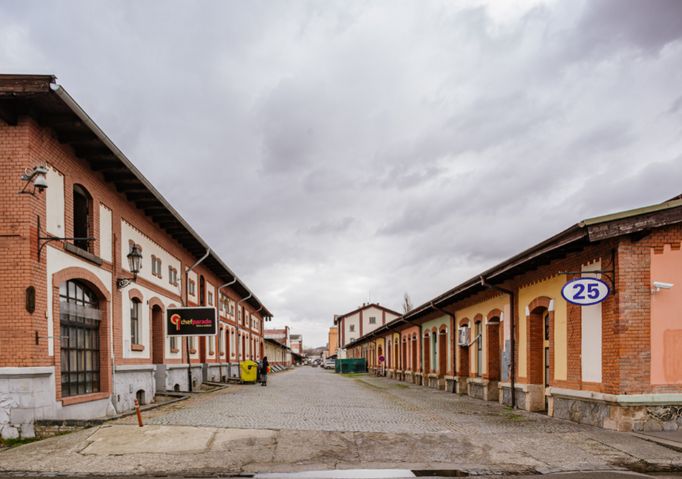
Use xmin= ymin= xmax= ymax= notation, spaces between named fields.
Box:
xmin=151 ymin=304 xmax=164 ymax=364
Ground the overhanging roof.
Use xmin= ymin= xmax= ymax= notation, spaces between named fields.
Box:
xmin=0 ymin=74 xmax=272 ymax=317
xmin=345 ymin=195 xmax=682 ymax=348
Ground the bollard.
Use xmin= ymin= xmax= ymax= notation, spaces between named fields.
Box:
xmin=134 ymin=399 xmax=143 ymax=427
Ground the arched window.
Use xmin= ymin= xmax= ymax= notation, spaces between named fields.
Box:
xmin=60 ymin=280 xmax=100 ymax=397
xmin=130 ymin=298 xmax=141 ymax=345
xmin=73 ymin=185 xmax=92 ymax=251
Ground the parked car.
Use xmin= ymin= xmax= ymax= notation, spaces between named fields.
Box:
xmin=323 ymin=358 xmax=336 ymax=369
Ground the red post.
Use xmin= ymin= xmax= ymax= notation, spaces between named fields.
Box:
xmin=134 ymin=399 xmax=143 ymax=427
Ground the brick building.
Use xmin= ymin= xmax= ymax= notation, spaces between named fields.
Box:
xmin=264 ymin=338 xmax=292 ymax=368
xmin=347 ymin=197 xmax=682 ymax=432
xmin=265 ymin=327 xmax=290 ymax=348
xmin=289 ymin=334 xmax=303 ymax=355
xmin=334 ymin=303 xmax=400 ymax=352
xmin=0 ymin=75 xmax=272 ymax=439
xmin=327 ymin=326 xmax=338 ymax=357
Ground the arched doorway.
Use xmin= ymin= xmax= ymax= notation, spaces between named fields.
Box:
xmin=59 ymin=280 xmax=101 ymax=397
xmin=151 ymin=304 xmax=164 ymax=364
xmin=458 ymin=321 xmax=470 ymax=380
xmin=423 ymin=333 xmax=431 ymax=376
xmin=438 ymin=328 xmax=447 ymax=378
xmin=487 ymin=314 xmax=501 ymax=384
xmin=431 ymin=331 xmax=437 ymax=374
xmin=527 ymin=301 xmax=551 ymax=412
xmin=401 ymin=338 xmax=407 ymax=372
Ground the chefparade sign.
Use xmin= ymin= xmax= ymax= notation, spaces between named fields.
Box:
xmin=167 ymin=307 xmax=217 ymax=336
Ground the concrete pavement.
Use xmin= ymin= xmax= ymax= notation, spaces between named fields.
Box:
xmin=0 ymin=367 xmax=681 ymax=476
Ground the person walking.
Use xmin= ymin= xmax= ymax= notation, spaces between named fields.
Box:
xmin=260 ymin=356 xmax=270 ymax=386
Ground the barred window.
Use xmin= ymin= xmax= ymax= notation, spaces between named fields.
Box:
xmin=131 ymin=298 xmax=141 ymax=345
xmin=59 ymin=280 xmax=100 ymax=397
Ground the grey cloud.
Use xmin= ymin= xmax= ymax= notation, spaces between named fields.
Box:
xmin=1 ymin=0 xmax=681 ymax=346
xmin=576 ymin=0 xmax=682 ymax=54
xmin=302 ymin=217 xmax=356 ymax=235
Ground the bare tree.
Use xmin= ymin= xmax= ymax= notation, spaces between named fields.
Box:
xmin=402 ymin=292 xmax=413 ymax=314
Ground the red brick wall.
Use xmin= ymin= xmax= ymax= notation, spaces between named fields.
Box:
xmin=0 ymin=117 xmax=265 ymax=374
xmin=347 ymin=224 xmax=682 ymax=396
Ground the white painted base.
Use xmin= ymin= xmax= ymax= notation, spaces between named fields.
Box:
xmin=0 ymin=367 xmax=116 ymax=439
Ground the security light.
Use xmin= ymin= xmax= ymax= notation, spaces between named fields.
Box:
xmin=652 ymin=281 xmax=674 ymax=293
xmin=33 ymin=174 xmax=48 ymax=192
xmin=19 ymin=165 xmax=49 ymax=195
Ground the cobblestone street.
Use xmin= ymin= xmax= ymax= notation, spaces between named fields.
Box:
xmin=1 ymin=368 xmax=681 ymax=477
xmin=137 ymin=367 xmax=586 ymax=434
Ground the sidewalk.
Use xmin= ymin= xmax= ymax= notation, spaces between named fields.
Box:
xmin=634 ymin=430 xmax=682 ymax=453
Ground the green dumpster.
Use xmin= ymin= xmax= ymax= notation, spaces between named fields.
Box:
xmin=335 ymin=358 xmax=367 ymax=374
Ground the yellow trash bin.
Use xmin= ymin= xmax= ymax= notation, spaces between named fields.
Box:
xmin=239 ymin=360 xmax=259 ymax=383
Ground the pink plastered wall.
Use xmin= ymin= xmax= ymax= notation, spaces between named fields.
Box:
xmin=650 ymin=244 xmax=682 ymax=385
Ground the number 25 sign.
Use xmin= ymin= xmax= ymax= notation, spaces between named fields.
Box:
xmin=561 ymin=278 xmax=610 ymax=306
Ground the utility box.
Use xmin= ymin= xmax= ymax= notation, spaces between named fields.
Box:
xmin=335 ymin=358 xmax=367 ymax=374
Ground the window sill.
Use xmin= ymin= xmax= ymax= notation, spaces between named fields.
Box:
xmin=61 ymin=391 xmax=109 ymax=406
xmin=170 ymin=348 xmax=179 ymax=354
xmin=189 ymin=349 xmax=197 ymax=354
xmin=63 ymin=243 xmax=103 ymax=265
xmin=131 ymin=344 xmax=145 ymax=352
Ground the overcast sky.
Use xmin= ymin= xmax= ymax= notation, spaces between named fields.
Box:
xmin=2 ymin=0 xmax=681 ymax=347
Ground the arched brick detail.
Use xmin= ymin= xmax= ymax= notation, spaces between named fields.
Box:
xmin=459 ymin=317 xmax=470 ymax=327
xmin=487 ymin=308 xmax=502 ymax=322
xmin=52 ymin=267 xmax=111 ymax=302
xmin=527 ymin=296 xmax=552 ymax=315
xmin=473 ymin=313 xmax=484 ymax=324
xmin=148 ymin=296 xmax=164 ymax=310
xmin=128 ymin=288 xmax=143 ymax=302
xmin=51 ymin=266 xmax=112 ymax=402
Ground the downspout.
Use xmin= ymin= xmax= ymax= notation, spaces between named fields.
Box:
xmin=217 ymin=278 xmax=238 ymax=381
xmin=430 ymin=301 xmax=456 ymax=392
xmin=480 ymin=276 xmax=516 ymax=409
xmin=255 ymin=305 xmax=264 ymax=359
xmin=236 ymin=292 xmax=253 ymax=362
xmin=184 ymin=248 xmax=211 ymax=392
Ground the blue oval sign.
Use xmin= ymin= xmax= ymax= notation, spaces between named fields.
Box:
xmin=561 ymin=277 xmax=610 ymax=306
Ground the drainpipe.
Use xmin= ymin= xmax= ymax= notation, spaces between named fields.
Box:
xmin=217 ymin=278 xmax=237 ymax=381
xmin=430 ymin=301 xmax=456 ymax=392
xmin=184 ymin=248 xmax=211 ymax=392
xmin=480 ymin=276 xmax=516 ymax=409
xmin=236 ymin=292 xmax=252 ymax=362
xmin=255 ymin=305 xmax=264 ymax=359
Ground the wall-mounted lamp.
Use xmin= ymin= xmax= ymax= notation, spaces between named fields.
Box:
xmin=116 ymin=244 xmax=143 ymax=289
xmin=652 ymin=281 xmax=674 ymax=294
xmin=19 ymin=165 xmax=48 ymax=195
